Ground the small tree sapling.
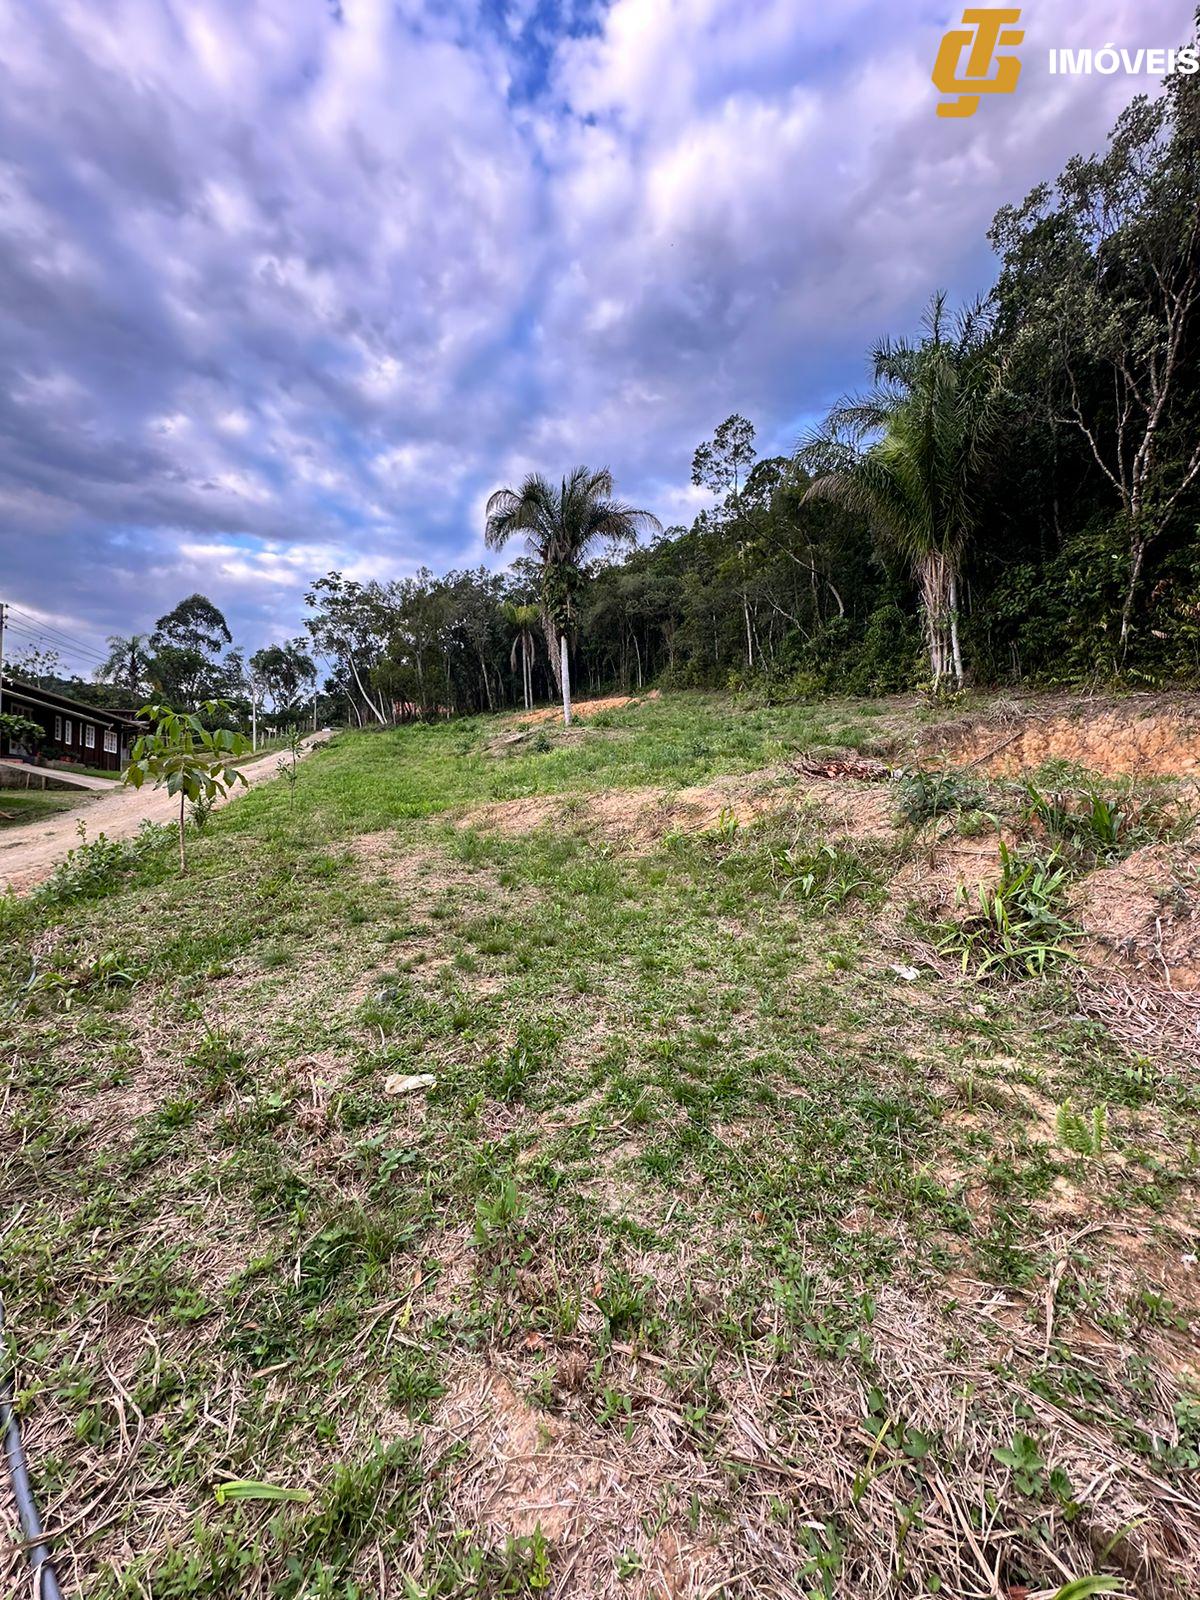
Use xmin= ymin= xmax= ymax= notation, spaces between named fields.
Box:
xmin=123 ymin=701 xmax=250 ymax=873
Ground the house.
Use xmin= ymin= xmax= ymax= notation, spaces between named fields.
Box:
xmin=0 ymin=675 xmax=145 ymax=773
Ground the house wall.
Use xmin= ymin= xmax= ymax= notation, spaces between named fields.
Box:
xmin=0 ymin=693 xmax=129 ymax=772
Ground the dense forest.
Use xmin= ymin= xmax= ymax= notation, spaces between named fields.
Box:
xmin=7 ymin=68 xmax=1199 ymax=726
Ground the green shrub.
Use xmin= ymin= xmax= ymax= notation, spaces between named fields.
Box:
xmin=1021 ymin=780 xmax=1173 ymax=863
xmin=938 ymin=843 xmax=1078 ymax=977
xmin=34 ymin=820 xmax=172 ymax=904
xmin=895 ymin=767 xmax=985 ymax=827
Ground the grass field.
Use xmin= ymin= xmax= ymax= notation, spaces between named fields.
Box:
xmin=2 ymin=692 xmax=1199 ymax=1599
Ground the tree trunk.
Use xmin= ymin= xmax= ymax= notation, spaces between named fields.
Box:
xmin=178 ymin=791 xmax=187 ymax=874
xmin=560 ymin=635 xmax=572 ymax=727
xmin=1119 ymin=531 xmax=1149 ymax=657
xmin=948 ymin=573 xmax=964 ymax=689
xmin=348 ymin=655 xmax=386 ymax=725
xmin=917 ymin=550 xmax=959 ymax=693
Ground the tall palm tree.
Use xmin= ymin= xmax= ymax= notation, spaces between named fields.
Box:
xmin=502 ymin=601 xmax=540 ymax=711
xmin=485 ymin=467 xmax=660 ymax=723
xmin=799 ymin=294 xmax=1001 ymax=691
xmin=98 ymin=633 xmax=153 ymax=699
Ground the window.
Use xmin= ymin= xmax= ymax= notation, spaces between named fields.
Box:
xmin=104 ymin=730 xmax=118 ymax=755
xmin=64 ymin=718 xmax=73 ymax=743
xmin=84 ymin=724 xmax=96 ymax=749
xmin=54 ymin=715 xmax=62 ymax=740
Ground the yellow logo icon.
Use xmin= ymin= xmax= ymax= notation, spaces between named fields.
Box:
xmin=932 ymin=8 xmax=1023 ymax=117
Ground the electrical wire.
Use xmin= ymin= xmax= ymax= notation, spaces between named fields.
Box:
xmin=1 ymin=619 xmax=112 ymax=681
xmin=3 ymin=617 xmax=110 ymax=668
xmin=4 ymin=605 xmax=113 ymax=663
xmin=0 ymin=1296 xmax=65 ymax=1600
xmin=6 ymin=605 xmax=112 ymax=659
xmin=3 ymin=627 xmax=109 ymax=668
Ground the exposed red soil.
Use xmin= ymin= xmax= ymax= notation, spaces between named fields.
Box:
xmin=514 ymin=690 xmax=660 ymax=726
xmin=1071 ymin=842 xmax=1200 ymax=990
xmin=929 ymin=701 xmax=1200 ymax=778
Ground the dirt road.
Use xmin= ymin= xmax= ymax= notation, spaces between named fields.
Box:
xmin=0 ymin=734 xmax=329 ymax=896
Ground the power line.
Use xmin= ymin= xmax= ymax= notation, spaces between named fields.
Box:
xmin=9 ymin=632 xmax=108 ymax=666
xmin=5 ymin=605 xmax=114 ymax=664
xmin=2 ymin=608 xmax=112 ymax=662
xmin=2 ymin=620 xmax=110 ymax=669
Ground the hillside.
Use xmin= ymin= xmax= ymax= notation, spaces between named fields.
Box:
xmin=2 ymin=691 xmax=1199 ymax=1600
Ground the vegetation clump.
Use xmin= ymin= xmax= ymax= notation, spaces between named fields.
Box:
xmin=939 ymin=842 xmax=1079 ymax=976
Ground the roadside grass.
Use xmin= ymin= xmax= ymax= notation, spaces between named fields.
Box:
xmin=0 ymin=789 xmax=97 ymax=828
xmin=2 ymin=693 xmax=1199 ymax=1598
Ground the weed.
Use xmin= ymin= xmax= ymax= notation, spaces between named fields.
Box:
xmin=993 ymin=1431 xmax=1048 ymax=1496
xmin=473 ymin=1179 xmax=527 ymax=1258
xmin=413 ymin=1528 xmax=552 ymax=1596
xmin=895 ymin=767 xmax=984 ymax=827
xmin=1055 ymin=1100 xmax=1108 ymax=1157
xmin=35 ymin=819 xmax=172 ymax=904
xmin=387 ymin=1349 xmax=447 ymax=1417
xmin=938 ymin=843 xmax=1078 ymax=976
xmin=1023 ymin=782 xmax=1132 ymax=862
xmin=775 ymin=841 xmax=878 ymax=911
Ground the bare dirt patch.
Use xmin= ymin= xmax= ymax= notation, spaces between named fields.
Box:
xmin=462 ymin=770 xmax=792 ymax=850
xmin=792 ymin=783 xmax=895 ymax=842
xmin=930 ymin=698 xmax=1200 ymax=778
xmin=892 ymin=829 xmax=1013 ymax=914
xmin=1071 ymin=842 xmax=1200 ymax=989
xmin=512 ymin=691 xmax=660 ymax=727
xmin=428 ymin=1362 xmax=721 ymax=1597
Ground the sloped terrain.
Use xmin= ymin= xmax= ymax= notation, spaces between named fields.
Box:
xmin=2 ymin=692 xmax=1199 ymax=1600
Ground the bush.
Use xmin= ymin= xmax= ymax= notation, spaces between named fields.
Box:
xmin=1021 ymin=780 xmax=1179 ymax=863
xmin=938 ymin=843 xmax=1078 ymax=977
xmin=35 ymin=820 xmax=172 ymax=904
xmin=0 ymin=712 xmax=45 ymax=751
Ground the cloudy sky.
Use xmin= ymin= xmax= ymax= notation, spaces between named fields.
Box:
xmin=0 ymin=0 xmax=1191 ymax=672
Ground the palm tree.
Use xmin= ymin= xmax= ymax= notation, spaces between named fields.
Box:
xmin=503 ymin=602 xmax=540 ymax=711
xmin=98 ymin=633 xmax=153 ymax=699
xmin=799 ymin=294 xmax=1001 ymax=691
xmin=484 ymin=467 xmax=660 ymax=724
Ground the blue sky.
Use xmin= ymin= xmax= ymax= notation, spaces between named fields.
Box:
xmin=0 ymin=0 xmax=1191 ymax=671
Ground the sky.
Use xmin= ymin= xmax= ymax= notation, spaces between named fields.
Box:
xmin=0 ymin=0 xmax=1192 ymax=675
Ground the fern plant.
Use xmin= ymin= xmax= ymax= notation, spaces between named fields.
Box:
xmin=1055 ymin=1099 xmax=1108 ymax=1157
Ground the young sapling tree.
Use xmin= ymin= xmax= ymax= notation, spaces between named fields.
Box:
xmin=123 ymin=701 xmax=250 ymax=873
xmin=277 ymin=725 xmax=303 ymax=808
